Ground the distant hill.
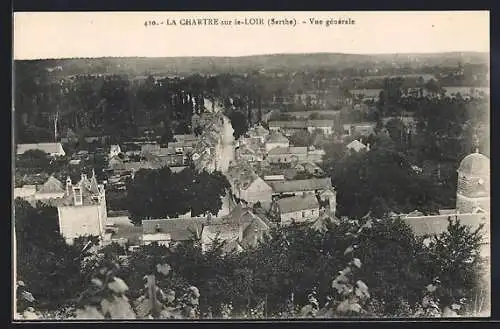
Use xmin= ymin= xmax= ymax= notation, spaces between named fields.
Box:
xmin=14 ymin=52 xmax=489 ymax=77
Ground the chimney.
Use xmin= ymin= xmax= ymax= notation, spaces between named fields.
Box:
xmin=66 ymin=176 xmax=72 ymax=194
xmin=207 ymin=212 xmax=212 ymax=224
xmin=73 ymin=186 xmax=83 ymax=206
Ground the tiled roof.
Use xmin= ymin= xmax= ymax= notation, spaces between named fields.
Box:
xmin=268 ymin=178 xmax=332 ymax=193
xmin=173 ymin=134 xmax=197 ymax=142
xmin=37 ymin=175 xmax=64 ymax=194
xmin=404 ymin=213 xmax=490 ymax=238
xmin=203 ymin=222 xmax=241 ymax=236
xmin=142 ymin=218 xmax=206 ymax=241
xmin=438 ymin=209 xmax=456 ymax=215
xmin=123 ymin=161 xmax=162 ymax=172
xmin=302 ymin=161 xmax=324 ymax=172
xmin=268 ymin=121 xmax=308 ymax=129
xmin=168 ymin=140 xmax=198 ymax=149
xmin=238 ymin=144 xmax=256 ymax=155
xmin=307 ymin=120 xmax=334 ymax=127
xmin=266 ymin=132 xmax=289 ymax=143
xmin=268 ymin=146 xmax=308 ymax=155
xmin=226 ymin=162 xmax=259 ymax=190
xmin=277 ymin=194 xmax=320 ymax=213
xmin=249 ymin=125 xmax=269 ymax=137
xmin=109 ymin=223 xmax=143 ymax=245
xmin=288 ymin=110 xmax=341 ymax=118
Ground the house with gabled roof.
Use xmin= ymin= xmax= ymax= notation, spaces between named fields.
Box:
xmin=14 ymin=175 xmax=66 ymax=203
xmin=226 ymin=162 xmax=273 ymax=205
xmin=346 ymin=139 xmax=368 ymax=153
xmin=307 ymin=120 xmax=335 ymax=135
xmin=268 ymin=120 xmax=308 ymax=137
xmin=265 ymin=132 xmax=290 ymax=152
xmin=35 ymin=170 xmax=108 ymax=245
xmin=235 ymin=144 xmax=264 ymax=163
xmin=142 ymin=217 xmax=205 ymax=247
xmin=273 ymin=194 xmax=320 ymax=226
xmin=140 ymin=205 xmax=272 ymax=254
xmin=267 ymin=177 xmax=333 ymax=197
xmin=246 ymin=124 xmax=270 ymax=144
xmin=266 ymin=146 xmax=308 ymax=164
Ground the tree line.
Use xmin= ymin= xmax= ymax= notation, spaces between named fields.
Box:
xmin=126 ymin=166 xmax=231 ymax=225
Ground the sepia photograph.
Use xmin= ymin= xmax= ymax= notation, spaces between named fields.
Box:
xmin=12 ymin=11 xmax=490 ymax=320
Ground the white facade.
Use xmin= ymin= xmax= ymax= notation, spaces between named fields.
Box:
xmin=280 ymin=207 xmax=319 ymax=225
xmin=307 ymin=126 xmax=333 ymax=135
xmin=109 ymin=145 xmax=121 ymax=158
xmin=236 ymin=177 xmax=273 ymax=204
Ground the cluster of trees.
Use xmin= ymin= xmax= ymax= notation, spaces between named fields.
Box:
xmin=318 ymin=76 xmax=488 ymax=219
xmin=16 ymin=201 xmax=487 ymax=318
xmin=14 ymin=66 xmax=208 ymax=144
xmin=321 ymin=138 xmax=456 ymax=218
xmin=371 ymin=77 xmax=489 ymax=163
xmin=126 ymin=167 xmax=231 ymax=225
xmin=14 ymin=199 xmax=92 ymax=309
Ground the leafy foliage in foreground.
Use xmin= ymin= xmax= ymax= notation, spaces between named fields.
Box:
xmin=15 ymin=205 xmax=488 ymax=319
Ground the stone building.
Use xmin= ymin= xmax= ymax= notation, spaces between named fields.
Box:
xmin=456 ymin=150 xmax=490 ymax=213
xmin=56 ymin=171 xmax=108 ymax=244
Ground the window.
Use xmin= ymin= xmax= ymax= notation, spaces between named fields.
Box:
xmin=311 ymin=209 xmax=315 ymax=215
xmin=74 ymin=187 xmax=82 ymax=205
xmin=155 ymin=224 xmax=161 ymax=233
xmin=302 ymin=211 xmax=306 ymax=218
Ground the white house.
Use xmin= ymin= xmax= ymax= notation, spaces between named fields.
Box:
xmin=307 ymin=120 xmax=335 ymax=136
xmin=14 ymin=175 xmax=66 ymax=202
xmin=275 ymin=194 xmax=320 ymax=225
xmin=17 ymin=143 xmax=66 ymax=157
xmin=346 ymin=139 xmax=368 ymax=153
xmin=109 ymin=145 xmax=121 ymax=158
xmin=226 ymin=163 xmax=273 ymax=204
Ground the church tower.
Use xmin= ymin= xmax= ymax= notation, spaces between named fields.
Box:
xmin=456 ymin=150 xmax=490 ymax=213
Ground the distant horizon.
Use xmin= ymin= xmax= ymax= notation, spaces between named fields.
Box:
xmin=13 ymin=50 xmax=490 ymax=62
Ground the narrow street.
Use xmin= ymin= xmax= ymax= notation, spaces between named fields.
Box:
xmin=204 ymin=98 xmax=236 ymax=216
xmin=204 ymin=98 xmax=235 ymax=174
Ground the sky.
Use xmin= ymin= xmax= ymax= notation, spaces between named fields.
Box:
xmin=13 ymin=11 xmax=489 ymax=60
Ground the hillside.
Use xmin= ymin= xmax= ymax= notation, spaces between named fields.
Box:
xmin=14 ymin=52 xmax=489 ymax=77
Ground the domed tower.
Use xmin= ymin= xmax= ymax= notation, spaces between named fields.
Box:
xmin=456 ymin=150 xmax=490 ymax=213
